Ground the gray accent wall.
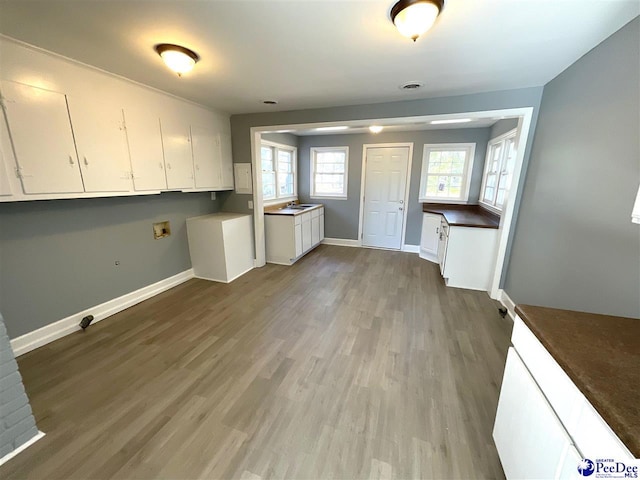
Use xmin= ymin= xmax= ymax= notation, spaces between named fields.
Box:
xmin=490 ymin=119 xmax=519 ymax=139
xmin=297 ymin=128 xmax=491 ymax=243
xmin=504 ymin=17 xmax=640 ymax=318
xmin=0 ymin=313 xmax=38 ymax=458
xmin=0 ymin=192 xmax=220 ymax=338
xmin=261 ymin=132 xmax=299 ymax=147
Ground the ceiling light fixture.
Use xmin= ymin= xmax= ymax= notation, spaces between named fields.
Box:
xmin=369 ymin=126 xmax=384 ymax=134
xmin=390 ymin=0 xmax=444 ymax=42
xmin=155 ymin=44 xmax=199 ymax=76
xmin=315 ymin=126 xmax=349 ymax=132
xmin=262 ymin=100 xmax=279 ymax=105
xmin=430 ymin=118 xmax=472 ymax=125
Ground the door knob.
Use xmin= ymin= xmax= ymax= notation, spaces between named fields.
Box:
xmin=399 ymin=200 xmax=404 ymax=204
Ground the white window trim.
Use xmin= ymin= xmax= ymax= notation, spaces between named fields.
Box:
xmin=418 ymin=143 xmax=476 ymax=203
xmin=261 ymin=140 xmax=297 ymax=206
xmin=479 ymin=129 xmax=518 ymax=213
xmin=310 ymin=146 xmax=349 ymax=200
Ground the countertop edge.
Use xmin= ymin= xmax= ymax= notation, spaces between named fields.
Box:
xmin=515 ymin=304 xmax=640 ymax=458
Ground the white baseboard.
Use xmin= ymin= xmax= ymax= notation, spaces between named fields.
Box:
xmin=322 ymin=238 xmax=360 ymax=247
xmin=10 ymin=269 xmax=194 ymax=357
xmin=0 ymin=431 xmax=45 ymax=467
xmin=498 ymin=289 xmax=516 ymax=321
xmin=402 ymin=244 xmax=420 ymax=253
xmin=195 ymin=265 xmax=254 ymax=284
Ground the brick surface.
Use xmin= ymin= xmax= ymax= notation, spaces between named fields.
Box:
xmin=0 ymin=313 xmax=38 ymax=457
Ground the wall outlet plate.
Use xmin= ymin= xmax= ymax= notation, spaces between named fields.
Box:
xmin=248 ymin=200 xmax=254 ymax=209
xmin=211 ymin=192 xmax=216 ymax=200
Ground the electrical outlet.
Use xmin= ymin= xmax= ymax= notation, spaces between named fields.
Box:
xmin=211 ymin=192 xmax=216 ymax=200
xmin=248 ymin=200 xmax=254 ymax=209
xmin=115 ymin=261 xmax=120 ymax=266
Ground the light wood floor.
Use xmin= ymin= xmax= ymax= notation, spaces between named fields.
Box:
xmin=2 ymin=245 xmax=512 ymax=480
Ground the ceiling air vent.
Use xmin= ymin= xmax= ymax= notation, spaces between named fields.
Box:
xmin=399 ymin=81 xmax=424 ymax=91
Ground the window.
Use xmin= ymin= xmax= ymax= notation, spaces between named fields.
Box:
xmin=419 ymin=143 xmax=476 ymax=202
xmin=261 ymin=141 xmax=296 ymax=202
xmin=310 ymin=147 xmax=349 ymax=199
xmin=480 ymin=130 xmax=517 ymax=212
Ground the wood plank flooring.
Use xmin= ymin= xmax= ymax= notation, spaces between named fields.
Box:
xmin=1 ymin=245 xmax=512 ymax=479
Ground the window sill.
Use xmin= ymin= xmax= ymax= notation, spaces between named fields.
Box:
xmin=310 ymin=195 xmax=348 ymax=201
xmin=419 ymin=198 xmax=470 ymax=204
xmin=264 ymin=196 xmax=298 ymax=207
xmin=479 ymin=201 xmax=503 ymax=215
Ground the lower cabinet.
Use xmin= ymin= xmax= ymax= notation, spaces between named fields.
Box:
xmin=421 ymin=212 xmax=498 ymax=291
xmin=265 ymin=206 xmax=324 ymax=265
xmin=494 ymin=316 xmax=634 ymax=480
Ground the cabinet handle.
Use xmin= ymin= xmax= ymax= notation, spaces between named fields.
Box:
xmin=84 ymin=157 xmax=88 ymax=166
xmin=159 ymin=162 xmax=164 ymax=170
xmin=68 ymin=155 xmax=75 ymax=165
xmin=166 ymin=163 xmax=172 ymax=170
xmin=436 ymin=227 xmax=439 ymax=234
xmin=195 ymin=164 xmax=200 ymax=171
xmin=398 ymin=207 xmax=403 ymax=211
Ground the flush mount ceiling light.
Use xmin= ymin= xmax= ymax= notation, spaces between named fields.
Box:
xmin=399 ymin=81 xmax=424 ymax=91
xmin=430 ymin=118 xmax=472 ymax=125
xmin=369 ymin=125 xmax=384 ymax=134
xmin=262 ymin=100 xmax=279 ymax=105
xmin=155 ymin=44 xmax=199 ymax=76
xmin=314 ymin=126 xmax=349 ymax=132
xmin=390 ymin=0 xmax=444 ymax=42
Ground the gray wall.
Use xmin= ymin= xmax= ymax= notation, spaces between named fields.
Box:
xmin=261 ymin=132 xmax=299 ymax=147
xmin=297 ymin=128 xmax=491 ymax=243
xmin=504 ymin=17 xmax=640 ymax=318
xmin=0 ymin=313 xmax=38 ymax=457
xmin=222 ymin=87 xmax=544 ymax=218
xmin=0 ymin=192 xmax=219 ymax=338
xmin=490 ymin=118 xmax=519 ymax=139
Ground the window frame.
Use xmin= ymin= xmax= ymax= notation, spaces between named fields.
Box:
xmin=310 ymin=146 xmax=349 ymax=200
xmin=261 ymin=140 xmax=297 ymax=205
xmin=479 ymin=129 xmax=518 ymax=214
xmin=418 ymin=143 xmax=476 ymax=203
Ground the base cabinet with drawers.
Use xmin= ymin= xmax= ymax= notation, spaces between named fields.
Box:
xmin=265 ymin=206 xmax=324 ymax=265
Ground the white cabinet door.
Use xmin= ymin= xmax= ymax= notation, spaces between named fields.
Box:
xmin=420 ymin=213 xmax=441 ymax=263
xmin=0 ymin=120 xmax=14 ymax=196
xmin=220 ymin=132 xmax=234 ymax=189
xmin=319 ymin=211 xmax=325 ymax=242
xmin=191 ymin=125 xmax=221 ymax=189
xmin=1 ymin=81 xmax=84 ymax=194
xmin=68 ymin=101 xmax=132 ymax=192
xmin=437 ymin=219 xmax=448 ymax=273
xmin=494 ymin=348 xmax=574 ymax=480
xmin=301 ymin=213 xmax=312 ymax=252
xmin=123 ymin=109 xmax=167 ymax=191
xmin=311 ymin=214 xmax=320 ymax=246
xmin=160 ymin=118 xmax=194 ymax=189
xmin=294 ymin=223 xmax=303 ymax=258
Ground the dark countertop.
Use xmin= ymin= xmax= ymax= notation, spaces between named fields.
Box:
xmin=516 ymin=304 xmax=640 ymax=458
xmin=264 ymin=204 xmax=323 ymax=216
xmin=422 ymin=203 xmax=500 ymax=229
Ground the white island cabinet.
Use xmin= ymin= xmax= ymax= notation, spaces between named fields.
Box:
xmin=186 ymin=213 xmax=254 ymax=283
xmin=265 ymin=206 xmax=324 ymax=265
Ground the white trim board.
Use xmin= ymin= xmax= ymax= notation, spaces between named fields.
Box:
xmin=10 ymin=269 xmax=194 ymax=357
xmin=322 ymin=238 xmax=360 ymax=247
xmin=498 ymin=289 xmax=516 ymax=321
xmin=402 ymin=244 xmax=420 ymax=253
xmin=0 ymin=431 xmax=45 ymax=467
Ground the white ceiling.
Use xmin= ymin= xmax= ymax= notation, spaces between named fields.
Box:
xmin=0 ymin=1 xmax=637 ymax=115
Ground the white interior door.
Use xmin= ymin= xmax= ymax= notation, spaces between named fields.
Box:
xmin=362 ymin=146 xmax=410 ymax=249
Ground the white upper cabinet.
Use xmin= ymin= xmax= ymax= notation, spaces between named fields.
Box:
xmin=220 ymin=132 xmax=234 ymax=189
xmin=68 ymin=99 xmax=132 ymax=192
xmin=123 ymin=109 xmax=167 ymax=191
xmin=0 ymin=80 xmax=84 ymax=194
xmin=191 ymin=125 xmax=221 ymax=189
xmin=160 ymin=118 xmax=194 ymax=190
